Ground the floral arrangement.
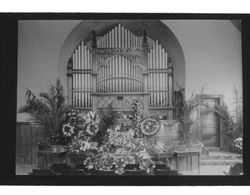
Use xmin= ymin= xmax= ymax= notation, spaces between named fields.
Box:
xmin=87 ymin=119 xmax=162 ymax=173
xmin=129 ymin=99 xmax=145 ymax=137
xmin=140 ymin=118 xmax=160 ymax=136
xmin=62 ymin=110 xmax=100 ymax=154
xmin=107 ymin=129 xmax=149 ymax=158
xmin=63 ymin=100 xmax=165 ymax=174
xmin=233 ymin=137 xmax=243 ymax=152
xmin=83 ymin=152 xmax=117 ymax=172
xmin=82 ymin=150 xmax=155 ymax=174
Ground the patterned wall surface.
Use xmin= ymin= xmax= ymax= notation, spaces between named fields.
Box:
xmin=97 ymin=95 xmax=144 ymax=110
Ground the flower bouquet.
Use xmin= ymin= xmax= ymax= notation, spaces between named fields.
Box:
xmin=62 ymin=110 xmax=101 ymax=166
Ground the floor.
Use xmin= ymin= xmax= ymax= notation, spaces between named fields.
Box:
xmin=199 ymin=165 xmax=231 ymax=175
xmin=15 ymin=164 xmax=236 ymax=176
xmin=199 ymin=150 xmax=242 ymax=175
xmin=16 ymin=164 xmax=36 ymax=175
xmin=15 ymin=151 xmax=242 ymax=175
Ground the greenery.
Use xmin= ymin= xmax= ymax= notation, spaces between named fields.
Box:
xmin=62 ymin=99 xmax=164 ymax=173
xmin=175 ymin=86 xmax=207 ymax=144
xmin=95 ymin=104 xmax=120 ymax=146
xmin=211 ymin=87 xmax=243 ymax=153
xmin=129 ymin=99 xmax=145 ymax=138
xmin=18 ymin=79 xmax=71 ymax=142
xmin=232 ymin=87 xmax=243 ymax=138
xmin=62 ymin=110 xmax=100 ymax=154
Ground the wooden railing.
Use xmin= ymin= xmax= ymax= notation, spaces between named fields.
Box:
xmin=16 ymin=122 xmax=45 ymax=164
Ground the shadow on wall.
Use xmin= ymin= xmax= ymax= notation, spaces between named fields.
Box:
xmin=57 ymin=20 xmax=186 ymax=100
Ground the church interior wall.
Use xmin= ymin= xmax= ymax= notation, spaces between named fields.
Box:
xmin=17 ymin=20 xmax=242 ymax=123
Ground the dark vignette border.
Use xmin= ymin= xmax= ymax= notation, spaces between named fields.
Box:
xmin=0 ymin=13 xmax=249 ymax=185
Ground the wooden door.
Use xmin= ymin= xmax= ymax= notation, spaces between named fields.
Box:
xmin=200 ymin=98 xmax=220 ymax=147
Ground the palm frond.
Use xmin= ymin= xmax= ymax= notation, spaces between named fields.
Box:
xmin=212 ymin=103 xmax=231 ymax=120
xmin=53 ymin=104 xmax=72 ymax=131
xmin=18 ymin=79 xmax=69 ymax=138
xmin=175 ymin=86 xmax=209 ymax=144
xmin=39 ymin=92 xmax=54 ymax=110
xmin=25 ymin=90 xmax=36 ymax=101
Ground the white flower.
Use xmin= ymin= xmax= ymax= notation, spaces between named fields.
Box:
xmin=127 ymin=129 xmax=135 ymax=137
xmin=139 ymin=149 xmax=150 ymax=159
xmin=62 ymin=123 xmax=74 ymax=136
xmin=115 ymin=125 xmax=121 ymax=131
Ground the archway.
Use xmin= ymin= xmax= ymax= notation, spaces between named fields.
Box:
xmin=58 ymin=20 xmax=185 ymax=95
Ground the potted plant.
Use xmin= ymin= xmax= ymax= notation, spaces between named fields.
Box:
xmin=174 ymin=86 xmax=208 ymax=152
xmin=18 ymin=79 xmax=71 ymax=151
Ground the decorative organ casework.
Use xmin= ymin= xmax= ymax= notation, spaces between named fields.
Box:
xmin=97 ymin=56 xmax=144 ymax=93
xmin=67 ymin=24 xmax=174 ymax=113
xmin=147 ymin=40 xmax=173 ymax=108
xmin=95 ymin=24 xmax=145 ymax=95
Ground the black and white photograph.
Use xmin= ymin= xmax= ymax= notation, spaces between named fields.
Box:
xmin=15 ymin=19 xmax=243 ymax=177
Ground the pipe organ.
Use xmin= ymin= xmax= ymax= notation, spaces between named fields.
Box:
xmin=67 ymin=24 xmax=174 ymax=118
xmin=148 ymin=40 xmax=173 ymax=108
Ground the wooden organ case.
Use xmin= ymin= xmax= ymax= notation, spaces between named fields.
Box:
xmin=67 ymin=24 xmax=174 ymax=119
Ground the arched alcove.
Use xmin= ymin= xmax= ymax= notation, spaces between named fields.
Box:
xmin=57 ymin=20 xmax=185 ymax=95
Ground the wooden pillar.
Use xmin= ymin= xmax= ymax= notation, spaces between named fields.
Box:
xmin=67 ymin=57 xmax=73 ymax=106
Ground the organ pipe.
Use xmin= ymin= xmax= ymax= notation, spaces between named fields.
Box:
xmin=114 ymin=57 xmax=117 ymax=92
xmin=111 ymin=29 xmax=115 ymax=48
xmin=95 ymin=24 xmax=144 ymax=49
xmin=71 ymin=42 xmax=94 ymax=108
xmin=70 ymin=24 xmax=173 ymax=110
xmin=128 ymin=31 xmax=131 ymax=48
xmin=159 ymin=44 xmax=162 ymax=69
xmin=155 ymin=41 xmax=158 ymax=69
xmin=124 ymin=29 xmax=127 ymax=48
xmin=115 ymin=26 xmax=118 ymax=48
xmin=147 ymin=38 xmax=172 ymax=108
xmin=72 ymin=53 xmax=75 ymax=106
